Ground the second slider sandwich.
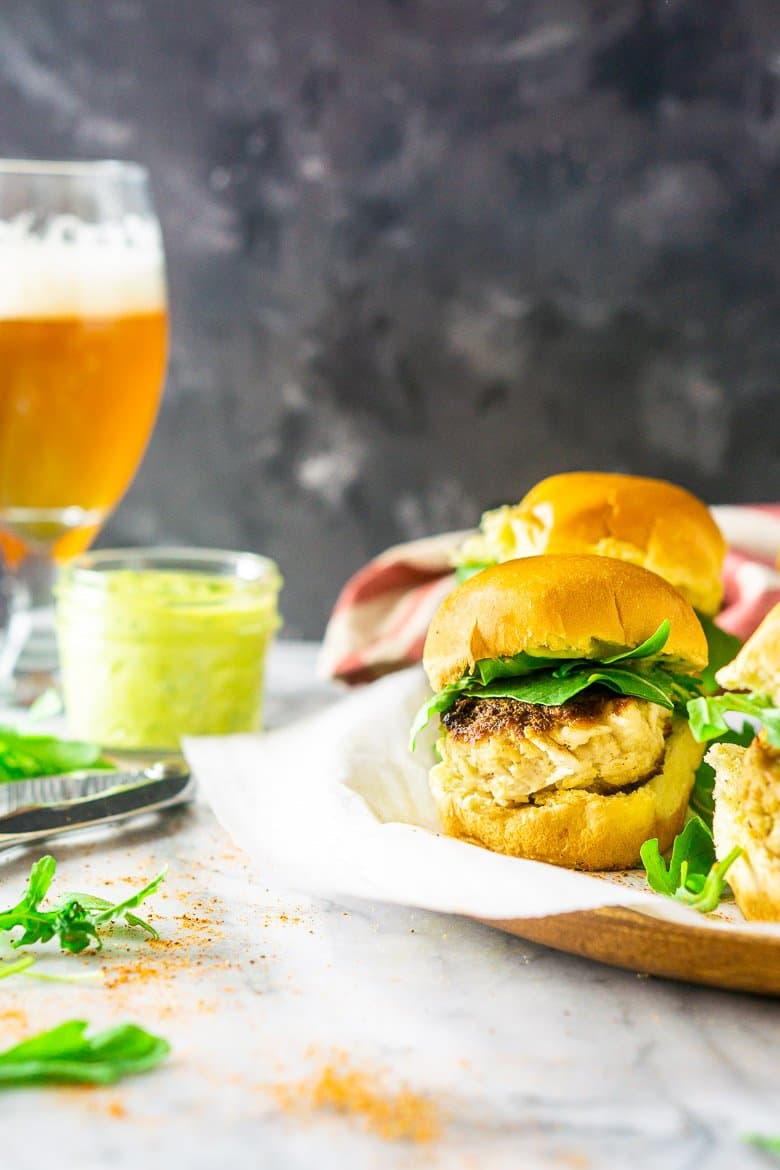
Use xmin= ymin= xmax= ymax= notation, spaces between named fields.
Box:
xmin=455 ymin=471 xmax=727 ymax=616
xmin=412 ymin=554 xmax=707 ymax=870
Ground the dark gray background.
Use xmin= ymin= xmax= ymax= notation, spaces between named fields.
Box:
xmin=1 ymin=1 xmax=779 ymax=636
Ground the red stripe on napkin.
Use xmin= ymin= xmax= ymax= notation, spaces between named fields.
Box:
xmin=332 ymin=561 xmax=450 ymax=612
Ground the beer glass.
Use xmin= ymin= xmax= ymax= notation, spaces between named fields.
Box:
xmin=0 ymin=160 xmax=168 ymax=696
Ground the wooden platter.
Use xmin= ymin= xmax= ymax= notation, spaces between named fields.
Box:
xmin=490 ymin=907 xmax=780 ymax=996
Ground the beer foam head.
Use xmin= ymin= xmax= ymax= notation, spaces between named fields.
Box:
xmin=0 ymin=214 xmax=166 ymax=319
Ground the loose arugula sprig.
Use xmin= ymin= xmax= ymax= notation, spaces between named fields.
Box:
xmin=0 ymin=953 xmax=35 ymax=981
xmin=640 ymin=816 xmax=742 ymax=913
xmin=0 ymin=953 xmax=102 ymax=984
xmin=0 ymin=855 xmax=166 ymax=953
xmin=687 ymin=692 xmax=780 ymax=749
xmin=0 ymin=1020 xmax=169 ymax=1086
xmin=411 ymin=620 xmax=703 ymax=748
xmin=0 ymin=726 xmax=112 ymax=782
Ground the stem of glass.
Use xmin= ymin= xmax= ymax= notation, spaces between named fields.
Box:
xmin=0 ymin=551 xmax=58 ymax=701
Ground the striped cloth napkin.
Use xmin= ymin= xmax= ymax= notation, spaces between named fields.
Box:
xmin=320 ymin=505 xmax=780 ymax=684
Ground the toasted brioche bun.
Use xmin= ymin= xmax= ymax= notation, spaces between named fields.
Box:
xmin=423 ymin=554 xmax=707 ymax=692
xmin=459 ymin=472 xmax=725 ymax=615
xmin=709 ymin=737 xmax=780 ymax=922
xmin=716 ymin=602 xmax=780 ymax=704
xmin=430 ymin=719 xmax=701 ymax=870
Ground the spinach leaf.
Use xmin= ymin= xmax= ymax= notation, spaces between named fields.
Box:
xmin=0 ymin=1021 xmax=169 ymax=1086
xmin=0 ymin=726 xmax=112 ymax=782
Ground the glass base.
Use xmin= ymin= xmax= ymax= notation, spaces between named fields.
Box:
xmin=0 ymin=606 xmax=59 ymax=706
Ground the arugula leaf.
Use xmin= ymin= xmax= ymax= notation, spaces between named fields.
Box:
xmin=409 ymin=680 xmax=472 ymax=750
xmin=689 ymin=720 xmax=757 ymax=828
xmin=640 ymin=816 xmax=741 ymax=913
xmin=688 ymin=693 xmax=780 ymax=748
xmin=0 ymin=1021 xmax=169 ymax=1086
xmin=67 ymin=866 xmax=167 ymax=939
xmin=480 ymin=665 xmax=677 ymax=709
xmin=473 ymin=651 xmax=563 ymax=684
xmin=677 ymin=847 xmax=743 ymax=913
xmin=696 ymin=614 xmax=743 ymax=695
xmin=0 ymin=726 xmax=112 ymax=783
xmin=410 ymin=621 xmax=703 ymax=748
xmin=600 ymin=619 xmax=672 ymax=664
xmin=473 ymin=619 xmax=674 ymax=685
xmin=641 ymin=817 xmax=716 ymax=897
xmin=24 ymin=965 xmax=103 ymax=984
xmin=0 ymin=855 xmax=166 ymax=953
xmin=0 ymin=954 xmax=103 ymax=984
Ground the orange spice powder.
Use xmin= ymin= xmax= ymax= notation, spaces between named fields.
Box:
xmin=273 ymin=1053 xmax=441 ymax=1144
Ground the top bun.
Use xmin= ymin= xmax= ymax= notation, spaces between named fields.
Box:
xmin=458 ymin=472 xmax=726 ymax=616
xmin=716 ymin=602 xmax=780 ymax=704
xmin=423 ymin=554 xmax=707 ymax=691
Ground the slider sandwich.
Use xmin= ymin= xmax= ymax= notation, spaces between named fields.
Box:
xmin=455 ymin=472 xmax=733 ymax=686
xmin=689 ymin=603 xmax=780 ymax=920
xmin=412 ymin=555 xmax=707 ymax=870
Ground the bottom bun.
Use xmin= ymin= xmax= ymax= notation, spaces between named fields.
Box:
xmin=709 ymin=739 xmax=780 ymax=922
xmin=429 ymin=719 xmax=702 ymax=871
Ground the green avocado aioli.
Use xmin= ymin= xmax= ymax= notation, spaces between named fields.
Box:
xmin=56 ymin=559 xmax=281 ymax=750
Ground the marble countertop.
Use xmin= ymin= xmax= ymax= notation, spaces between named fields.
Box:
xmin=1 ymin=641 xmax=779 ymax=1170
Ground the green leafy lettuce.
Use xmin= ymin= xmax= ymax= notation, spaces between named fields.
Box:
xmin=687 ymin=693 xmax=780 ymax=749
xmin=640 ymin=816 xmax=742 ymax=913
xmin=0 ymin=855 xmax=166 ymax=953
xmin=411 ymin=620 xmax=703 ymax=749
xmin=0 ymin=1021 xmax=169 ymax=1086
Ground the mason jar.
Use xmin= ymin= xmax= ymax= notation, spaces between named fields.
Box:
xmin=55 ymin=547 xmax=282 ymax=750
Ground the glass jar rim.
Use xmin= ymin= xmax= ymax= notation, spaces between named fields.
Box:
xmin=58 ymin=546 xmax=281 ymax=590
xmin=0 ymin=159 xmax=149 ymax=181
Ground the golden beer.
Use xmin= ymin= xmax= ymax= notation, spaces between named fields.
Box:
xmin=0 ymin=210 xmax=167 ymax=566
xmin=0 ymin=310 xmax=167 ymax=564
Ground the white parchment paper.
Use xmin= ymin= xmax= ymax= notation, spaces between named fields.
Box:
xmin=185 ymin=666 xmax=780 ymax=939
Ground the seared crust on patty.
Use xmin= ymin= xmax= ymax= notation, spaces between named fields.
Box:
xmin=437 ymin=693 xmax=671 ymax=803
xmin=442 ymin=689 xmax=635 ymax=740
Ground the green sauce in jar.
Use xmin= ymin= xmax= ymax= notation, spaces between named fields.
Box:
xmin=55 ymin=548 xmax=282 ymax=750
